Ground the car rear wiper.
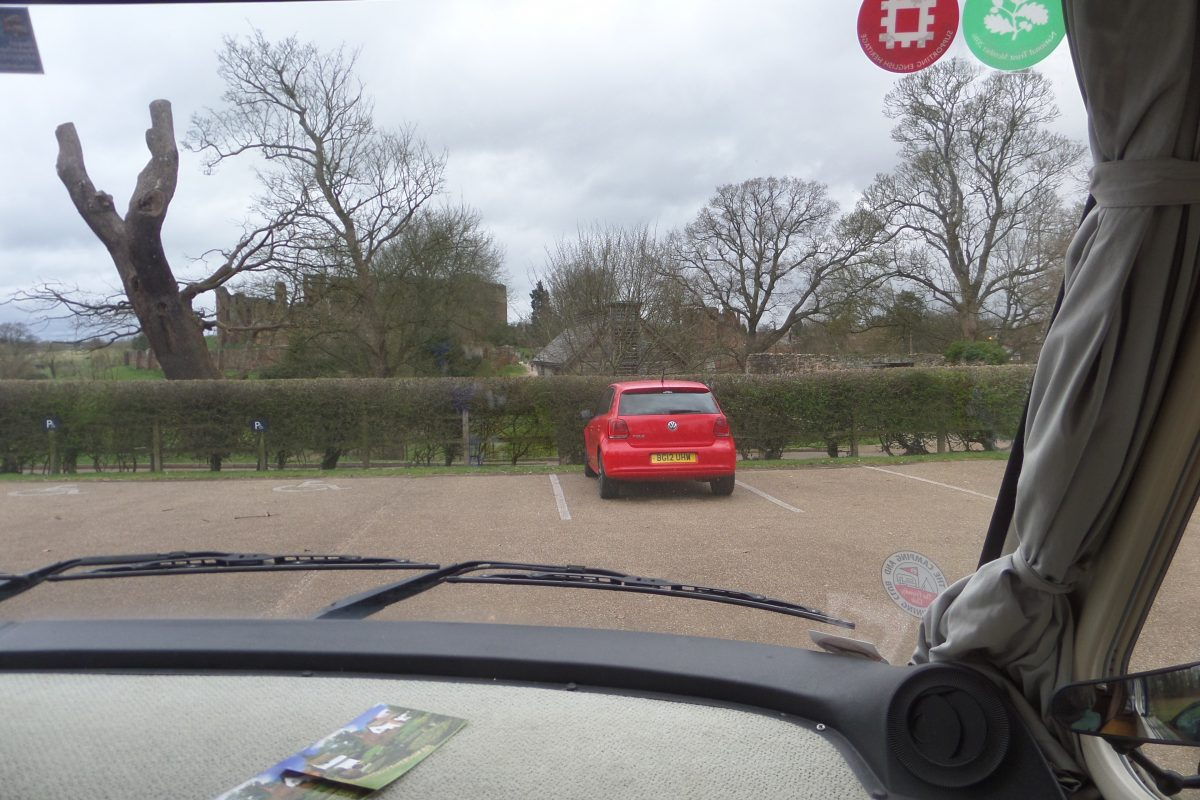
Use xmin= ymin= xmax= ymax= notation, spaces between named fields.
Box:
xmin=316 ymin=560 xmax=854 ymax=629
xmin=0 ymin=552 xmax=439 ymax=604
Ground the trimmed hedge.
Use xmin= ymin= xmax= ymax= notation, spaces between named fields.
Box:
xmin=0 ymin=366 xmax=1032 ymax=472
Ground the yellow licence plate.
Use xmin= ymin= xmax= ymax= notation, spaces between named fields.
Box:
xmin=651 ymin=453 xmax=698 ymax=464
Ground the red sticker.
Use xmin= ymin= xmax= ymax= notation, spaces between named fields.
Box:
xmin=882 ymin=551 xmax=949 ymax=618
xmin=858 ymin=0 xmax=960 ymax=74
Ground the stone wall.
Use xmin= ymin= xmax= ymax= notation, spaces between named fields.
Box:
xmin=746 ymin=352 xmax=945 ymax=374
xmin=216 ymin=284 xmax=289 ymax=349
xmin=215 ymin=345 xmax=286 ymax=374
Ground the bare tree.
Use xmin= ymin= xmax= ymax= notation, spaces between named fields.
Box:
xmin=671 ymin=176 xmax=885 ymax=371
xmin=987 ymin=199 xmax=1077 ymax=352
xmin=46 ymin=101 xmax=219 ymax=378
xmin=186 ymin=31 xmax=447 ymax=377
xmin=15 ymin=96 xmax=300 ymax=374
xmin=536 ymin=223 xmax=718 ymax=373
xmin=865 ymin=58 xmax=1085 ymax=341
xmin=541 ymin=224 xmax=664 ymax=321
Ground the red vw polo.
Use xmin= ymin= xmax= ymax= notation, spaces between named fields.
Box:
xmin=582 ymin=380 xmax=737 ymax=499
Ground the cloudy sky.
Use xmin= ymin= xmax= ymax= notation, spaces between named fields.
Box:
xmin=0 ymin=0 xmax=1088 ymax=339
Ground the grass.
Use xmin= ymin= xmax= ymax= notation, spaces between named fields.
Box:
xmin=0 ymin=450 xmax=1008 ymax=482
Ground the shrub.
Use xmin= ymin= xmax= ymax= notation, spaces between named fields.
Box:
xmin=944 ymin=339 xmax=1010 ymax=365
xmin=0 ymin=366 xmax=1033 ymax=470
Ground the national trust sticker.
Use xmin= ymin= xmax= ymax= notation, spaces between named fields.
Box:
xmin=881 ymin=551 xmax=948 ymax=618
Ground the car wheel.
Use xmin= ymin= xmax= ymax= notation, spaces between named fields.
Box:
xmin=584 ymin=452 xmax=598 ymax=478
xmin=598 ymin=454 xmax=620 ymax=499
xmin=710 ymin=475 xmax=735 ymax=496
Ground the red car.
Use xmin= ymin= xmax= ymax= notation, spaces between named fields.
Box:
xmin=582 ymin=380 xmax=737 ymax=498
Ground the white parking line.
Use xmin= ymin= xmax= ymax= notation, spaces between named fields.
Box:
xmin=272 ymin=480 xmax=344 ymax=493
xmin=863 ymin=466 xmax=997 ymax=500
xmin=549 ymin=474 xmax=571 ymax=521
xmin=736 ymin=480 xmax=804 ymax=513
xmin=7 ymin=484 xmax=81 ymax=497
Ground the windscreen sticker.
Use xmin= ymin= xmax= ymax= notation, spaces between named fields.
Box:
xmin=0 ymin=7 xmax=43 ymax=74
xmin=881 ymin=551 xmax=948 ymax=618
xmin=961 ymin=0 xmax=1065 ymax=71
xmin=857 ymin=0 xmax=959 ymax=74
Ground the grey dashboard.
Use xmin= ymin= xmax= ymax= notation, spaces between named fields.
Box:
xmin=0 ymin=672 xmax=870 ymax=799
xmin=0 ymin=619 xmax=1065 ymax=800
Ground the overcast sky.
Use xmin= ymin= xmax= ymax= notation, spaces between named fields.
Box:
xmin=0 ymin=0 xmax=1088 ymax=340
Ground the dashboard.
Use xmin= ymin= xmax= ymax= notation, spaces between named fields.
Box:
xmin=0 ymin=619 xmax=1065 ymax=799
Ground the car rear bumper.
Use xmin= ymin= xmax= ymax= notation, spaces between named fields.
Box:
xmin=602 ymin=439 xmax=737 ymax=482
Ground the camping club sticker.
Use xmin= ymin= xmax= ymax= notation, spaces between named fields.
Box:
xmin=882 ymin=551 xmax=948 ymax=618
xmin=962 ymin=0 xmax=1065 ymax=71
xmin=857 ymin=0 xmax=959 ymax=74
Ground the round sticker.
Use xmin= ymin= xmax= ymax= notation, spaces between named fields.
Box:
xmin=857 ymin=0 xmax=960 ymax=74
xmin=962 ymin=0 xmax=1065 ymax=71
xmin=882 ymin=551 xmax=948 ymax=618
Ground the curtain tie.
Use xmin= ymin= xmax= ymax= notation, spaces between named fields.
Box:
xmin=1091 ymin=158 xmax=1200 ymax=207
xmin=1011 ymin=551 xmax=1073 ymax=595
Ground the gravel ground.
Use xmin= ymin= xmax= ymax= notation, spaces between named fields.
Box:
xmin=1 ymin=461 xmax=1194 ymax=670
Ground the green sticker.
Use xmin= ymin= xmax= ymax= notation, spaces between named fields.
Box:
xmin=962 ymin=0 xmax=1065 ymax=71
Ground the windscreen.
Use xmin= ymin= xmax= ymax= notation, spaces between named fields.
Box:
xmin=618 ymin=391 xmax=719 ymax=416
xmin=0 ymin=1 xmax=1092 ymax=669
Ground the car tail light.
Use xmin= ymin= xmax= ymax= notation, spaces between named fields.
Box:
xmin=714 ymin=416 xmax=731 ymax=437
xmin=608 ymin=418 xmax=630 ymax=439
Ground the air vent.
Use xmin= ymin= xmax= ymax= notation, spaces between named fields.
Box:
xmin=886 ymin=666 xmax=1011 ymax=787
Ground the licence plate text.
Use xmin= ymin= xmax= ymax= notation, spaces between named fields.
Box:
xmin=651 ymin=453 xmax=697 ymax=463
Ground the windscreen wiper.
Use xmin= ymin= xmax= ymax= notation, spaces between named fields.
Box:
xmin=0 ymin=552 xmax=439 ymax=604
xmin=316 ymin=560 xmax=854 ymax=629
xmin=1 ymin=554 xmax=855 ymax=629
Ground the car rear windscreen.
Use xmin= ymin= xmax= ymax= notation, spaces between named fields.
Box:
xmin=618 ymin=390 xmax=719 ymax=416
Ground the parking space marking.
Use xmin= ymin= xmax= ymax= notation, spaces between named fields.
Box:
xmin=273 ymin=480 xmax=345 ymax=493
xmin=735 ymin=480 xmax=804 ymax=513
xmin=863 ymin=466 xmax=996 ymax=500
xmin=7 ymin=484 xmax=82 ymax=497
xmin=549 ymin=474 xmax=572 ymax=521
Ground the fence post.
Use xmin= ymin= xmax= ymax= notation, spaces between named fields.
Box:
xmin=360 ymin=417 xmax=371 ymax=469
xmin=151 ymin=421 xmax=163 ymax=473
xmin=461 ymin=409 xmax=470 ymax=466
xmin=48 ymin=429 xmax=60 ymax=475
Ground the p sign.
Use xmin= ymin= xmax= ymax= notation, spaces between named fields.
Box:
xmin=43 ymin=416 xmax=61 ymax=432
xmin=250 ymin=419 xmax=269 ymax=433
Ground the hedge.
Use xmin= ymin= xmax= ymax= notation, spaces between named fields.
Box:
xmin=0 ymin=366 xmax=1033 ymax=472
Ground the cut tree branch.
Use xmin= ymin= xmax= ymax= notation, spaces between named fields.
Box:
xmin=54 ymin=100 xmax=219 ymax=379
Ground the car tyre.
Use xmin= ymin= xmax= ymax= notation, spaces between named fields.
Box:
xmin=710 ymin=475 xmax=735 ymax=496
xmin=584 ymin=456 xmax=598 ymax=478
xmin=598 ymin=454 xmax=620 ymax=499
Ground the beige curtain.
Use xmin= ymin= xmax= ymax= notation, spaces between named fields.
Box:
xmin=914 ymin=0 xmax=1200 ymax=725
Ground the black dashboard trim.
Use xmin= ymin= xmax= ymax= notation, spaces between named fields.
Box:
xmin=0 ymin=619 xmax=1064 ymax=800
